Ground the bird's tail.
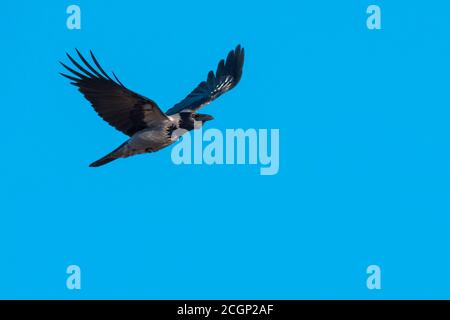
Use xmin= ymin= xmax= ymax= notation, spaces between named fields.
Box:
xmin=89 ymin=142 xmax=126 ymax=167
xmin=89 ymin=154 xmax=118 ymax=167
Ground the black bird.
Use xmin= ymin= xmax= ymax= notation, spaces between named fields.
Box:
xmin=60 ymin=45 xmax=245 ymax=167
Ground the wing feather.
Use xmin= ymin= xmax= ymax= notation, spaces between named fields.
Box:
xmin=165 ymin=45 xmax=244 ymax=115
xmin=60 ymin=50 xmax=168 ymax=136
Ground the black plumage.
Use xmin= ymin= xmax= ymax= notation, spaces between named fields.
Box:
xmin=60 ymin=45 xmax=245 ymax=167
xmin=166 ymin=45 xmax=244 ymax=115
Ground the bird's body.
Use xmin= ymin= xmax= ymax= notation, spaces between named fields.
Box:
xmin=95 ymin=126 xmax=173 ymax=166
xmin=89 ymin=112 xmax=213 ymax=167
xmin=60 ymin=45 xmax=244 ymax=167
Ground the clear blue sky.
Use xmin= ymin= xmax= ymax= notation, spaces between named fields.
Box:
xmin=2 ymin=0 xmax=450 ymax=299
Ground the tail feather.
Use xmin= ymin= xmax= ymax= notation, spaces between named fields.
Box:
xmin=89 ymin=142 xmax=126 ymax=167
xmin=89 ymin=155 xmax=118 ymax=167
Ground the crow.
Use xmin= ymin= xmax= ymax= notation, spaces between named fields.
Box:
xmin=60 ymin=45 xmax=244 ymax=167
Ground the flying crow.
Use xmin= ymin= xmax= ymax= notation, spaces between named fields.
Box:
xmin=60 ymin=45 xmax=244 ymax=167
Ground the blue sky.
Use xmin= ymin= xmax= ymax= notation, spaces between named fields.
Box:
xmin=2 ymin=0 xmax=450 ymax=299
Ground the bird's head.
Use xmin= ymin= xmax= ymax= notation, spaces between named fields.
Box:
xmin=179 ymin=112 xmax=214 ymax=131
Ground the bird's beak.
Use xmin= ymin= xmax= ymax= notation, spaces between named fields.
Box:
xmin=198 ymin=114 xmax=214 ymax=122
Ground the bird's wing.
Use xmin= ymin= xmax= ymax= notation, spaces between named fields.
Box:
xmin=60 ymin=50 xmax=169 ymax=137
xmin=165 ymin=45 xmax=245 ymax=116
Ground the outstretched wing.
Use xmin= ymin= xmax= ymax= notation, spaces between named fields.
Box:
xmin=165 ymin=45 xmax=245 ymax=116
xmin=60 ymin=50 xmax=168 ymax=137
